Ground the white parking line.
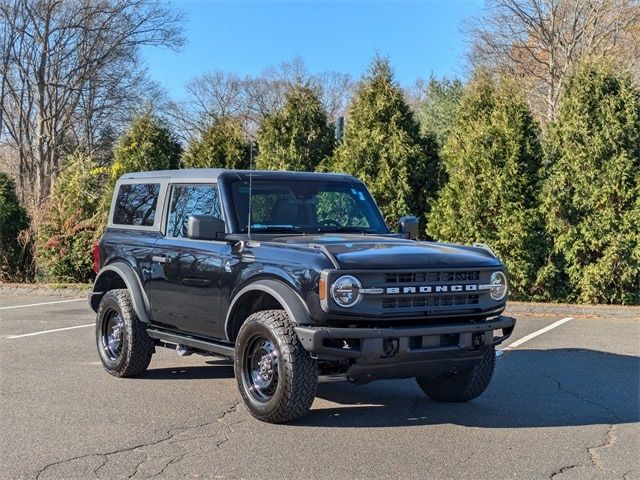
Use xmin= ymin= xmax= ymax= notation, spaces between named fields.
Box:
xmin=497 ymin=317 xmax=573 ymax=356
xmin=5 ymin=324 xmax=94 ymax=339
xmin=0 ymin=298 xmax=85 ymax=310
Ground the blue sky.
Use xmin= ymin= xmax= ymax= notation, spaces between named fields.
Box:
xmin=142 ymin=0 xmax=483 ymax=99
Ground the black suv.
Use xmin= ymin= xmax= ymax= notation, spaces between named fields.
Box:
xmin=90 ymin=169 xmax=515 ymax=423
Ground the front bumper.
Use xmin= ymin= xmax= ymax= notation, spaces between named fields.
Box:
xmin=294 ymin=315 xmax=515 ymax=382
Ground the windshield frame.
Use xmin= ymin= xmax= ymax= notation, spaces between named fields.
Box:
xmin=219 ymin=174 xmax=389 ymax=235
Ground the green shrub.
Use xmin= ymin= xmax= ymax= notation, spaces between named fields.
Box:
xmin=427 ymin=73 xmax=546 ymax=299
xmin=541 ymin=60 xmax=640 ymax=304
xmin=37 ymin=152 xmax=104 ymax=282
xmin=0 ymin=173 xmax=30 ymax=281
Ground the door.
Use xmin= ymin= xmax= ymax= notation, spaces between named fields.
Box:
xmin=147 ymin=183 xmax=230 ymax=339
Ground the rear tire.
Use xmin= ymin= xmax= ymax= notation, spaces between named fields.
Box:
xmin=416 ymin=347 xmax=496 ymax=402
xmin=234 ymin=310 xmax=318 ymax=423
xmin=96 ymin=289 xmax=154 ymax=377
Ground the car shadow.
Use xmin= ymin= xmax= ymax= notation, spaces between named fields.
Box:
xmin=139 ymin=348 xmax=639 ymax=430
xmin=295 ymin=348 xmax=639 ymax=429
xmin=142 ymin=358 xmax=234 ymax=380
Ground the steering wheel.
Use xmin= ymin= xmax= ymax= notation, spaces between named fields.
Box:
xmin=318 ymin=219 xmax=341 ymax=228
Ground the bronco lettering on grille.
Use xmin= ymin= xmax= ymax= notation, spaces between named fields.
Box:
xmin=385 ymin=284 xmax=478 ymax=294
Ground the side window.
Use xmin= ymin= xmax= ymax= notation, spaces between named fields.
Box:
xmin=112 ymin=183 xmax=160 ymax=226
xmin=167 ymin=184 xmax=223 ymax=238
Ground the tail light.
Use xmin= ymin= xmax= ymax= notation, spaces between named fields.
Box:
xmin=92 ymin=240 xmax=101 ymax=273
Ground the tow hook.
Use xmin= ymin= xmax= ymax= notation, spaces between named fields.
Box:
xmin=472 ymin=333 xmax=485 ymax=349
xmin=382 ymin=337 xmax=399 ymax=358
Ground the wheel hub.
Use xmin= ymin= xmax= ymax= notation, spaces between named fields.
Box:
xmin=245 ymin=337 xmax=279 ymax=401
xmin=103 ymin=311 xmax=124 ymax=361
xmin=258 ymin=353 xmax=274 ymax=379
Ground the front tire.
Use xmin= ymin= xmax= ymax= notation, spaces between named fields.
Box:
xmin=416 ymin=347 xmax=496 ymax=402
xmin=96 ymin=289 xmax=154 ymax=377
xmin=234 ymin=310 xmax=318 ymax=423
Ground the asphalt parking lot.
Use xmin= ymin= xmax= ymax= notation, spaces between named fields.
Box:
xmin=1 ymin=292 xmax=638 ymax=480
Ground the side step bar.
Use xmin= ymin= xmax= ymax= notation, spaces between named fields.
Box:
xmin=146 ymin=329 xmax=235 ymax=358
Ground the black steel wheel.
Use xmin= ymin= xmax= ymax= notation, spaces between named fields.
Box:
xmin=96 ymin=289 xmax=154 ymax=377
xmin=244 ymin=335 xmax=280 ymax=402
xmin=101 ymin=309 xmax=125 ymax=361
xmin=235 ymin=310 xmax=318 ymax=423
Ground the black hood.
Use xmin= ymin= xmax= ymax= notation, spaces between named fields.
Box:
xmin=268 ymin=235 xmax=501 ymax=269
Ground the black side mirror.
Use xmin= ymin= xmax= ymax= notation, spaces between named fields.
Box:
xmin=399 ymin=215 xmax=419 ymax=240
xmin=187 ymin=215 xmax=226 ymax=240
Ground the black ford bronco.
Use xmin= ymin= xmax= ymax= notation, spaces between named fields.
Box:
xmin=90 ymin=169 xmax=515 ymax=423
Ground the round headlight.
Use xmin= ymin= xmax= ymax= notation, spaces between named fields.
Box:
xmin=490 ymin=271 xmax=508 ymax=301
xmin=331 ymin=275 xmax=362 ymax=308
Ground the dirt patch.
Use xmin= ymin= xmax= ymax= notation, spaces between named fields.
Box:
xmin=0 ymin=283 xmax=91 ymax=298
xmin=505 ymin=301 xmax=640 ymax=321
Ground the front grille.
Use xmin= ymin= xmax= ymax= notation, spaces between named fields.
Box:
xmin=384 ymin=271 xmax=480 ymax=283
xmin=324 ymin=268 xmax=497 ymax=319
xmin=382 ymin=294 xmax=480 ymax=309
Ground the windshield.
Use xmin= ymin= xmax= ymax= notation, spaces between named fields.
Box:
xmin=229 ymin=179 xmax=388 ymax=234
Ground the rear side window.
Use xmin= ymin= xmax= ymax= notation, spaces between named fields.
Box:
xmin=112 ymin=183 xmax=161 ymax=226
xmin=167 ymin=184 xmax=223 ymax=238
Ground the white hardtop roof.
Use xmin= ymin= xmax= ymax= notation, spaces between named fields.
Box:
xmin=118 ymin=168 xmax=358 ymax=183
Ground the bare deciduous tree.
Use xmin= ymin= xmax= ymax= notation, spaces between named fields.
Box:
xmin=246 ymin=58 xmax=353 ymax=127
xmin=0 ymin=0 xmax=184 ymax=212
xmin=315 ymin=69 xmax=353 ymax=124
xmin=467 ymin=0 xmax=640 ymax=122
xmin=404 ymin=77 xmax=428 ymax=112
xmin=166 ymin=70 xmax=246 ymax=143
xmin=168 ymin=58 xmax=353 ymax=144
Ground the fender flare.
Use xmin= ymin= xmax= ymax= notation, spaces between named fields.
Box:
xmin=91 ymin=262 xmax=151 ymax=324
xmin=224 ymin=278 xmax=311 ymax=341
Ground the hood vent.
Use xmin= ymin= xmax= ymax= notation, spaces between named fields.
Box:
xmin=384 ymin=271 xmax=480 ymax=284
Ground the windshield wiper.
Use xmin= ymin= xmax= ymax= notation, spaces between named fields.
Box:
xmin=249 ymin=226 xmax=303 ymax=233
xmin=316 ymin=226 xmax=375 ymax=233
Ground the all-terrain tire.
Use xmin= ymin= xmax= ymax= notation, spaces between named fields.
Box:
xmin=96 ymin=289 xmax=154 ymax=377
xmin=416 ymin=347 xmax=496 ymax=402
xmin=234 ymin=310 xmax=318 ymax=423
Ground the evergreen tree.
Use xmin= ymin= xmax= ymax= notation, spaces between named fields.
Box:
xmin=541 ymin=61 xmax=640 ymax=304
xmin=109 ymin=112 xmax=182 ymax=182
xmin=257 ymin=83 xmax=334 ymax=171
xmin=329 ymin=56 xmax=437 ymax=229
xmin=182 ymin=117 xmax=251 ymax=169
xmin=37 ymin=152 xmax=103 ymax=282
xmin=101 ymin=112 xmax=182 ymax=219
xmin=0 ymin=173 xmax=30 ymax=281
xmin=418 ymin=77 xmax=464 ymax=196
xmin=427 ymin=73 xmax=545 ymax=299
xmin=419 ymin=77 xmax=464 ymax=147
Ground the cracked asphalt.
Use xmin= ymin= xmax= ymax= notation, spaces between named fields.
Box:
xmin=1 ymin=294 xmax=639 ymax=480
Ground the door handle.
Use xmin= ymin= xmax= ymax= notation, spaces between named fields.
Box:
xmin=182 ymin=277 xmax=211 ymax=287
xmin=152 ymin=255 xmax=172 ymax=264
